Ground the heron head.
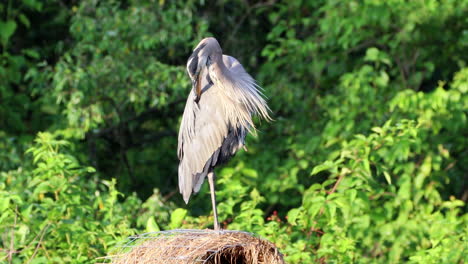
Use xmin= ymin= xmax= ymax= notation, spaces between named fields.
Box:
xmin=186 ymin=38 xmax=222 ymax=99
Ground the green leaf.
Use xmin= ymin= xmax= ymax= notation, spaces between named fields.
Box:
xmin=170 ymin=208 xmax=187 ymax=229
xmin=383 ymin=171 xmax=392 ymax=185
xmin=242 ymin=168 xmax=258 ymax=178
xmin=23 ymin=49 xmax=40 ymax=59
xmin=371 ymin=126 xmax=383 ymax=134
xmin=311 ymin=161 xmax=335 ymax=175
xmin=19 ymin=14 xmax=31 ymax=28
xmin=146 ymin=216 xmax=160 ymax=232
xmin=22 ymin=0 xmax=43 ymax=11
xmin=364 ymin=47 xmax=380 ymax=62
xmin=0 ymin=20 xmax=17 ymax=45
xmin=326 ymin=202 xmax=337 ymax=223
xmin=0 ymin=196 xmax=10 ymax=212
xmin=376 ymin=71 xmax=389 ymax=87
xmin=287 ymin=208 xmax=301 ymax=225
xmin=32 ymin=181 xmax=51 ymax=196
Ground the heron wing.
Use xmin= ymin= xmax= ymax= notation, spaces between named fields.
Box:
xmin=178 ymin=70 xmax=231 ymax=204
xmin=219 ymin=55 xmax=272 ymax=126
xmin=222 ymin=55 xmax=244 ymax=75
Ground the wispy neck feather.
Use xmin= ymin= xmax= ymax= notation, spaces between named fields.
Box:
xmin=212 ymin=57 xmax=272 ymax=132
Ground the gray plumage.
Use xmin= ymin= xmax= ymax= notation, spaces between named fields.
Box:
xmin=177 ymin=37 xmax=271 ymax=229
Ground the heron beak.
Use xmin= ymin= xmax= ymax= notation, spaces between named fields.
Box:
xmin=195 ymin=72 xmax=202 ymax=98
xmin=192 ymin=72 xmax=202 ymax=102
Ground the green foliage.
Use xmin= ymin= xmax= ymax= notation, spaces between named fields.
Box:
xmin=53 ymin=0 xmax=208 ymax=134
xmin=0 ymin=132 xmax=140 ymax=263
xmin=0 ymin=0 xmax=68 ymax=134
xmin=285 ymin=119 xmax=466 ymax=263
xmin=1 ymin=0 xmax=467 ymax=263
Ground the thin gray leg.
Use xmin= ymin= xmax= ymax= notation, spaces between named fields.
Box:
xmin=207 ymin=171 xmax=220 ymax=230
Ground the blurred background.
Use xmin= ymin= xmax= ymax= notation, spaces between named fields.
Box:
xmin=0 ymin=0 xmax=466 ymax=263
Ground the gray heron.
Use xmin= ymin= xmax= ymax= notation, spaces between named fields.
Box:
xmin=177 ymin=37 xmax=271 ymax=230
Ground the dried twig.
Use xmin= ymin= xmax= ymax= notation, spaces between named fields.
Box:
xmin=104 ymin=229 xmax=284 ymax=264
xmin=7 ymin=206 xmax=17 ymax=264
xmin=25 ymin=223 xmax=51 ymax=264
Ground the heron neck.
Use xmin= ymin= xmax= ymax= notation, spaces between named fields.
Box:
xmin=214 ymin=53 xmax=228 ymax=73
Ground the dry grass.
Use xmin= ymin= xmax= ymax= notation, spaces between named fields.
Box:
xmin=103 ymin=229 xmax=285 ymax=264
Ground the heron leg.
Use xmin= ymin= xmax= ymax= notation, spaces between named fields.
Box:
xmin=207 ymin=171 xmax=220 ymax=230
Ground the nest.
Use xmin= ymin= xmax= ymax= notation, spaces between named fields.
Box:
xmin=103 ymin=229 xmax=285 ymax=264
